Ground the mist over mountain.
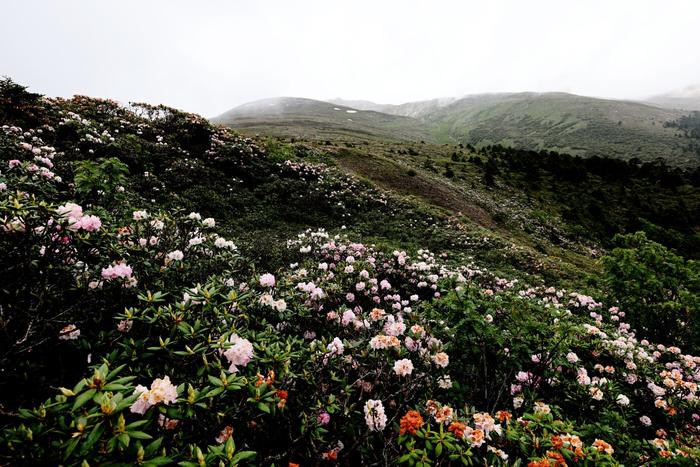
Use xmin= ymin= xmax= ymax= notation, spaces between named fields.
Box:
xmin=215 ymin=91 xmax=699 ymax=165
xmin=647 ymin=85 xmax=700 ymax=111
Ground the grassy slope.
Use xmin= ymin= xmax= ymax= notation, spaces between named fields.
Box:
xmin=217 ymin=93 xmax=700 ymax=166
xmin=417 ymin=93 xmax=695 ymax=164
xmin=212 ymin=97 xmax=435 ymax=143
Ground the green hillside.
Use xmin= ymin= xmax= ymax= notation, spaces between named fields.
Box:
xmin=211 ymin=97 xmax=435 ymax=143
xmin=418 ymin=93 xmax=695 ymax=164
xmin=219 ymin=93 xmax=700 ymax=166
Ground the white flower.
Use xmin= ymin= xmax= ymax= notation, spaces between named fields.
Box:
xmin=438 ymin=375 xmax=453 ymax=389
xmin=188 ymin=236 xmax=204 ymax=247
xmin=222 ymin=334 xmax=254 ymax=373
xmin=188 ymin=212 xmax=201 ymax=221
xmin=58 ymin=324 xmax=80 ymax=340
xmin=616 ymin=394 xmax=630 ymax=406
xmin=533 ymin=401 xmax=551 ymax=414
xmin=393 ymin=358 xmax=414 ymax=377
xmin=327 ymin=337 xmax=344 ymax=356
xmin=432 ymin=352 xmax=449 ymax=368
xmin=150 ymin=219 xmax=164 ymax=230
xmin=130 ymin=376 xmax=178 ymax=414
xmin=566 ymin=352 xmax=579 ymax=363
xmin=166 ymin=250 xmax=184 ymax=262
xmin=364 ymin=399 xmax=387 ymax=431
xmin=132 ymin=210 xmax=149 ymax=221
xmin=590 ymin=387 xmax=604 ymax=400
xmin=202 ymin=217 xmax=215 ymax=227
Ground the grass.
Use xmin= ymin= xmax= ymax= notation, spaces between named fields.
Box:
xmin=214 ymin=93 xmax=700 ymax=166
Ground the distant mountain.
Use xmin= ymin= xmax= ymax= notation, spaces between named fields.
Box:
xmin=211 ymin=97 xmax=434 ymax=143
xmin=214 ymin=93 xmax=699 ymax=166
xmin=647 ymin=85 xmax=700 ymax=111
xmin=328 ymin=97 xmax=459 ymax=118
xmin=413 ymin=92 xmax=691 ymax=163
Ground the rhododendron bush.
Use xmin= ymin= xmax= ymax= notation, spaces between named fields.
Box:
xmin=0 ymin=79 xmax=698 ymax=465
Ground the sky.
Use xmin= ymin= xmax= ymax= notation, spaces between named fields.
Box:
xmin=2 ymin=0 xmax=699 ymax=117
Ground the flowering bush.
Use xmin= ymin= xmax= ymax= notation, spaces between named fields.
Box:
xmin=1 ymin=79 xmax=698 ymax=465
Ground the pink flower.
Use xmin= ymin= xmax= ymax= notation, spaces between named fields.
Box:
xmin=76 ymin=215 xmax=101 ymax=232
xmin=8 ymin=159 xmax=21 ymax=168
xmin=327 ymin=337 xmax=344 ymax=356
xmin=101 ymin=263 xmax=133 ymax=280
xmin=317 ymin=412 xmax=331 ymax=425
xmin=259 ymin=273 xmax=276 ymax=287
xmin=56 ymin=202 xmax=83 ymax=220
xmin=222 ymin=334 xmax=254 ymax=373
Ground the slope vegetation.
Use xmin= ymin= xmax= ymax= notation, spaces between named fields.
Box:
xmin=1 ymin=79 xmax=699 ymax=465
xmin=220 ymin=93 xmax=700 ymax=166
xmin=212 ymin=97 xmax=434 ymax=143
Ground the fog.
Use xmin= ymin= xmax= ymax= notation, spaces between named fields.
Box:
xmin=2 ymin=0 xmax=699 ymax=117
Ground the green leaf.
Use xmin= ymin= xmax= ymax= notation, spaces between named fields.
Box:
xmin=72 ymin=389 xmax=97 ymax=411
xmin=144 ymin=437 xmax=163 ymax=457
xmin=232 ymin=450 xmax=257 ymax=464
xmin=257 ymin=402 xmax=270 ymax=413
xmin=125 ymin=420 xmax=149 ymax=430
xmin=208 ymin=375 xmax=224 ymax=387
xmin=81 ymin=422 xmax=105 ymax=453
xmin=144 ymin=457 xmax=173 ymax=466
xmin=118 ymin=432 xmax=131 ymax=447
xmin=205 ymin=387 xmax=225 ymax=398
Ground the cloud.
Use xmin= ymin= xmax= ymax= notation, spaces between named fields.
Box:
xmin=2 ymin=0 xmax=699 ymax=117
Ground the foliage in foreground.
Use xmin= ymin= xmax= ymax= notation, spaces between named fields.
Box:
xmin=0 ymin=79 xmax=698 ymax=465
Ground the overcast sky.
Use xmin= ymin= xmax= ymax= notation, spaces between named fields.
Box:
xmin=2 ymin=0 xmax=699 ymax=117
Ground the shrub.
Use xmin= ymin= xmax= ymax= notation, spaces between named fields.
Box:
xmin=602 ymin=232 xmax=700 ymax=351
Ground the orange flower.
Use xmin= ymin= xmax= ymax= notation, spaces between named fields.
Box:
xmin=322 ymin=450 xmax=338 ymax=461
xmin=277 ymin=389 xmax=288 ymax=400
xmin=528 ymin=461 xmax=552 ymax=467
xmin=289 ymin=463 xmax=300 ymax=467
xmin=399 ymin=410 xmax=424 ymax=435
xmin=467 ymin=428 xmax=485 ymax=447
xmin=255 ymin=373 xmax=265 ymax=387
xmin=447 ymin=421 xmax=466 ymax=438
xmin=551 ymin=435 xmax=564 ymax=450
xmin=425 ymin=400 xmax=439 ymax=415
xmin=496 ymin=410 xmax=512 ymax=423
xmin=215 ymin=425 xmax=234 ymax=444
xmin=659 ymin=450 xmax=672 ymax=458
xmin=546 ymin=451 xmax=567 ymax=467
xmin=592 ymin=439 xmax=614 ymax=455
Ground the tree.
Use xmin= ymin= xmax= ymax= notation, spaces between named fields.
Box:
xmin=602 ymin=232 xmax=700 ymax=351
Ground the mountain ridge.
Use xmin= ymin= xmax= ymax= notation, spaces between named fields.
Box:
xmin=213 ymin=92 xmax=698 ymax=165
